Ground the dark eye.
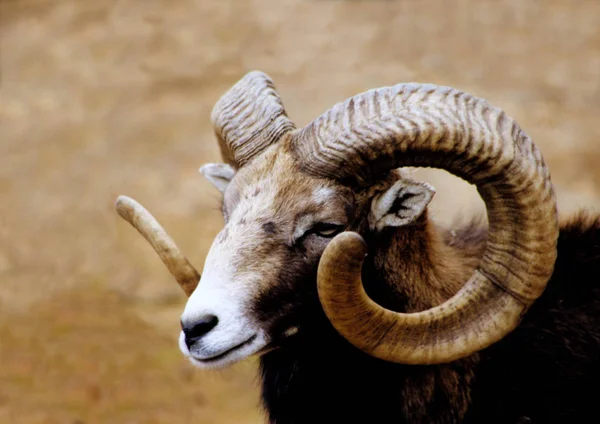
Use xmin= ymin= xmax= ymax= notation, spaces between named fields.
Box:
xmin=308 ymin=223 xmax=344 ymax=238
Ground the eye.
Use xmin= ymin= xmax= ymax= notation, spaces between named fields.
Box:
xmin=308 ymin=223 xmax=344 ymax=238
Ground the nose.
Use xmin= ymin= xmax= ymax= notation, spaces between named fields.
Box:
xmin=181 ymin=314 xmax=219 ymax=349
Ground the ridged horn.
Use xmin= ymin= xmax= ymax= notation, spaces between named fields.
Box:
xmin=212 ymin=71 xmax=295 ymax=168
xmin=293 ymin=83 xmax=559 ymax=364
xmin=116 ymin=195 xmax=199 ymax=297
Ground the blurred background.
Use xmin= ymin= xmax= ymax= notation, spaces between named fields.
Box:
xmin=0 ymin=0 xmax=598 ymax=422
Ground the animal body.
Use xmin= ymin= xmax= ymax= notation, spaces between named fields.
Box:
xmin=260 ymin=212 xmax=600 ymax=424
xmin=116 ymin=71 xmax=600 ymax=423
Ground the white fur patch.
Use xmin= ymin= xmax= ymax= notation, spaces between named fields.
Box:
xmin=312 ymin=186 xmax=335 ymax=204
xmin=179 ymin=232 xmax=268 ymax=369
xmin=283 ymin=326 xmax=299 ymax=338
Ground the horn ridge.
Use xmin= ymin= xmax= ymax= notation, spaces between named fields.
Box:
xmin=211 ymin=71 xmax=295 ymax=168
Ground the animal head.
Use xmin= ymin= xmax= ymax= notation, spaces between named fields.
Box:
xmin=183 ymin=140 xmax=438 ymax=367
xmin=116 ymin=71 xmax=559 ymax=369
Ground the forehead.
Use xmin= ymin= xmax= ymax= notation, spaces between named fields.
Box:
xmin=223 ymin=150 xmax=352 ymax=218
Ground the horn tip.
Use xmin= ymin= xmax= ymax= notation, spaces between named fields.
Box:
xmin=331 ymin=231 xmax=368 ymax=257
xmin=115 ymin=195 xmax=136 ymax=220
xmin=115 ymin=195 xmax=132 ymax=208
xmin=115 ymin=195 xmax=129 ymax=205
xmin=244 ymin=69 xmax=271 ymax=80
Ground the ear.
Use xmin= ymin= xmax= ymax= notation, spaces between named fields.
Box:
xmin=368 ymin=179 xmax=436 ymax=232
xmin=199 ymin=163 xmax=236 ymax=194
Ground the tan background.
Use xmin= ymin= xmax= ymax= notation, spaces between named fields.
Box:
xmin=1 ymin=0 xmax=599 ymax=423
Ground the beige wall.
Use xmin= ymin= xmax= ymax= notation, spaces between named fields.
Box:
xmin=1 ymin=1 xmax=598 ymax=422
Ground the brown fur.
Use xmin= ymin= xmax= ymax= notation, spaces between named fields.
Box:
xmin=198 ymin=139 xmax=598 ymax=423
xmin=212 ymin=143 xmax=487 ymax=421
xmin=362 ymin=212 xmax=485 ymax=421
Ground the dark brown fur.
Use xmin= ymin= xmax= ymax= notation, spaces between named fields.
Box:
xmin=259 ymin=211 xmax=600 ymax=423
xmin=208 ymin=147 xmax=598 ymax=423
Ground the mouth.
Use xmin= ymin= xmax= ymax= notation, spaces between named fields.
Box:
xmin=192 ymin=335 xmax=257 ymax=363
xmin=179 ymin=331 xmax=266 ymax=369
xmin=179 ymin=325 xmax=301 ymax=369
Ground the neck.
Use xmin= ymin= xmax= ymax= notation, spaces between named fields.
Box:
xmin=260 ymin=216 xmax=485 ymax=424
xmin=365 ymin=213 xmax=483 ymax=312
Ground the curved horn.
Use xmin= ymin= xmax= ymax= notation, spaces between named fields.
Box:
xmin=212 ymin=71 xmax=295 ymax=168
xmin=116 ymin=196 xmax=199 ymax=297
xmin=293 ymin=83 xmax=558 ymax=364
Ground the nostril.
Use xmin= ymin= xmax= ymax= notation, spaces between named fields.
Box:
xmin=183 ymin=314 xmax=219 ymax=345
